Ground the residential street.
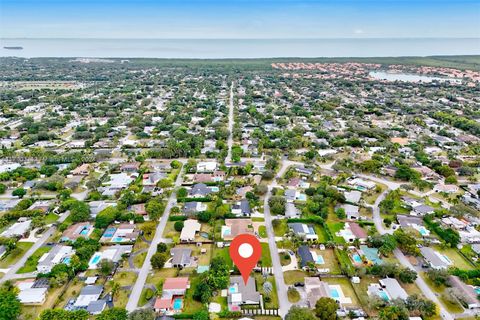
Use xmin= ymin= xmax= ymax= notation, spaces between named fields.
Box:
xmin=225 ymin=82 xmax=234 ymax=163
xmin=126 ymin=163 xmax=185 ymax=312
xmin=0 ymin=210 xmax=71 ymax=283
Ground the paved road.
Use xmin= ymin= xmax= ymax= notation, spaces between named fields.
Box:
xmin=262 ymin=160 xmax=296 ymax=318
xmin=225 ymin=82 xmax=234 ymax=163
xmin=0 ymin=210 xmax=70 ymax=283
xmin=366 ymin=176 xmax=454 ymax=320
xmin=126 ymin=165 xmax=185 ymax=312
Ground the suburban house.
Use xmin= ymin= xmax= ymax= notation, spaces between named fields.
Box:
xmin=298 ymin=245 xmax=315 ymax=269
xmin=285 ymin=202 xmax=300 ymax=218
xmin=100 ymin=223 xmax=138 ymax=243
xmin=1 ymin=218 xmax=32 ymax=238
xmin=222 ymin=219 xmax=254 ymax=241
xmin=305 ymin=277 xmax=332 ymax=308
xmin=448 ymin=276 xmax=480 ymax=309
xmin=411 ymin=204 xmax=435 ymax=216
xmin=142 ymin=172 xmax=166 ymax=192
xmin=342 ymin=204 xmax=360 ymax=220
xmin=420 ymin=247 xmax=453 ymax=270
xmin=182 ymin=201 xmax=207 ymax=215
xmin=72 ymin=163 xmax=90 ymax=175
xmin=348 ymin=178 xmax=376 ymax=190
xmin=227 ymin=276 xmax=261 ymax=311
xmin=337 ymin=222 xmax=367 ymax=243
xmin=368 ymin=278 xmax=408 ymax=301
xmin=197 ymin=161 xmax=217 ymax=173
xmin=288 ymin=223 xmax=318 ymax=241
xmin=88 ymin=245 xmax=132 ymax=269
xmin=231 ymin=199 xmax=251 ymax=216
xmin=397 ymin=215 xmax=430 ymax=236
xmin=89 ymin=201 xmax=117 ymax=218
xmin=170 ymin=248 xmax=193 ymax=268
xmin=37 ymin=245 xmax=74 ymax=273
xmin=120 ymin=162 xmax=141 ymax=172
xmin=61 ymin=222 xmax=94 ymax=242
xmin=434 ymin=184 xmax=459 ymax=194
xmin=28 ymin=200 xmax=53 ymax=213
xmin=154 ymin=277 xmax=190 ymax=314
xmin=73 ymin=285 xmax=106 ymax=314
xmin=179 ymin=219 xmax=201 ymax=243
xmin=16 ymin=279 xmax=48 ymax=305
xmin=344 ymin=190 xmax=362 ymax=204
xmin=188 ymin=183 xmax=213 ymax=198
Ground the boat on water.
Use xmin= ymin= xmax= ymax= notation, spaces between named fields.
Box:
xmin=3 ymin=46 xmax=23 ymax=50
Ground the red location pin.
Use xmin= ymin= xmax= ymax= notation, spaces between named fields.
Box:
xmin=230 ymin=234 xmax=262 ymax=285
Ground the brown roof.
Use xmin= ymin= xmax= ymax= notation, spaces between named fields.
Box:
xmin=154 ymin=298 xmax=172 ymax=309
xmin=163 ymin=277 xmax=189 ymax=290
xmin=224 ymin=219 xmax=254 ymax=240
xmin=349 ymin=222 xmax=367 ymax=239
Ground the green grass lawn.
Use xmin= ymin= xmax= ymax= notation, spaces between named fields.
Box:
xmin=260 ymin=243 xmax=272 ymax=267
xmin=421 ymin=272 xmax=465 ymax=314
xmin=283 ymin=270 xmax=308 ymax=285
xmin=133 ymin=252 xmax=147 ymax=268
xmin=113 ymin=271 xmax=138 ymax=286
xmin=255 ymin=274 xmax=279 ymax=309
xmin=258 ymin=226 xmax=267 ymax=238
xmin=213 ymin=246 xmax=233 ymax=268
xmin=279 ymin=252 xmax=291 ymax=266
xmin=182 ymin=275 xmax=207 ymax=314
xmin=287 ymin=287 xmax=300 ymax=303
xmin=17 ymin=246 xmax=51 ymax=273
xmin=326 ymin=222 xmax=345 ymax=244
xmin=273 ymin=219 xmax=288 ymax=237
xmin=313 ymin=224 xmax=328 ymax=243
xmin=312 ymin=248 xmax=341 ymax=274
xmin=433 ymin=246 xmax=475 ymax=270
xmin=147 ymin=268 xmax=178 ymax=289
xmin=44 ymin=213 xmax=59 ymax=224
xmin=0 ymin=242 xmax=34 ymax=268
xmin=322 ymin=277 xmax=360 ymax=307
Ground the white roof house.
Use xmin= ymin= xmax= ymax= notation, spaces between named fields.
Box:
xmin=180 ymin=219 xmax=201 ymax=243
xmin=1 ymin=219 xmax=32 ymax=237
xmin=37 ymin=245 xmax=74 ymax=273
xmin=379 ymin=278 xmax=408 ymax=300
xmin=16 ymin=280 xmax=47 ymax=305
xmin=197 ymin=161 xmax=217 ymax=173
xmin=0 ymin=162 xmax=21 ymax=173
xmin=349 ymin=178 xmax=376 ymax=190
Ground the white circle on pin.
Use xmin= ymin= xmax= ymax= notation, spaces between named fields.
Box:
xmin=238 ymin=243 xmax=253 ymax=258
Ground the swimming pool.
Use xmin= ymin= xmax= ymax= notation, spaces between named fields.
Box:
xmin=352 ymin=254 xmax=362 ymax=264
xmin=418 ymin=227 xmax=428 ymax=236
xmin=330 ymin=288 xmax=340 ymax=299
xmin=229 ymin=286 xmax=237 ymax=294
xmin=316 ymin=255 xmax=325 ymax=264
xmin=90 ymin=254 xmax=102 ymax=265
xmin=222 ymin=226 xmax=231 ymax=237
xmin=173 ymin=298 xmax=183 ymax=310
xmin=103 ymin=228 xmax=116 ymax=238
xmin=113 ymin=237 xmax=124 ymax=242
xmin=80 ymin=227 xmax=90 ymax=235
xmin=63 ymin=257 xmax=71 ymax=264
xmin=378 ymin=291 xmax=390 ymax=301
xmin=199 ymin=232 xmax=209 ymax=239
xmin=210 ymin=186 xmax=219 ymax=192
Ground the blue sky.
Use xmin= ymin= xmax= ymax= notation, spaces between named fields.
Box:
xmin=1 ymin=0 xmax=479 ymax=39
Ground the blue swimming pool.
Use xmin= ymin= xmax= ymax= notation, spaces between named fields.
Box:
xmin=210 ymin=187 xmax=219 ymax=192
xmin=103 ymin=228 xmax=116 ymax=238
xmin=378 ymin=291 xmax=390 ymax=301
xmin=113 ymin=237 xmax=124 ymax=242
xmin=90 ymin=254 xmax=101 ymax=265
xmin=418 ymin=227 xmax=428 ymax=236
xmin=80 ymin=227 xmax=90 ymax=235
xmin=316 ymin=255 xmax=325 ymax=264
xmin=229 ymin=286 xmax=237 ymax=293
xmin=352 ymin=254 xmax=362 ymax=263
xmin=330 ymin=288 xmax=340 ymax=299
xmin=173 ymin=298 xmax=183 ymax=310
xmin=63 ymin=257 xmax=71 ymax=264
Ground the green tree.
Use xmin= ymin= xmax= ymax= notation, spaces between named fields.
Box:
xmin=174 ymin=220 xmax=184 ymax=231
xmin=128 ymin=309 xmax=155 ymax=320
xmin=95 ymin=206 xmax=118 ymax=228
xmin=285 ymin=306 xmax=317 ymax=320
xmin=0 ymin=286 xmax=21 ymax=320
xmin=0 ymin=183 xmax=6 ymax=194
xmin=314 ymin=297 xmax=338 ymax=320
xmin=97 ymin=308 xmax=128 ymax=320
xmin=177 ymin=187 xmax=188 ymax=198
xmin=151 ymin=252 xmax=167 ymax=269
xmin=98 ymin=259 xmax=114 ymax=276
xmin=379 ymin=305 xmax=409 ymax=320
xmin=39 ymin=309 xmax=89 ymax=320
xmin=145 ymin=199 xmax=164 ymax=220
xmin=192 ymin=310 xmax=209 ymax=320
xmin=12 ymin=188 xmax=26 ymax=198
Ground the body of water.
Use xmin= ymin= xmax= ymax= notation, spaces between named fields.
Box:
xmin=1 ymin=38 xmax=479 ymax=58
xmin=369 ymin=71 xmax=462 ymax=83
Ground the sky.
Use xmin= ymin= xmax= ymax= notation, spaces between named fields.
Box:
xmin=1 ymin=0 xmax=479 ymax=39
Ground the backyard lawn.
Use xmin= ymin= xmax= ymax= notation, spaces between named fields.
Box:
xmin=0 ymin=242 xmax=34 ymax=268
xmin=273 ymin=219 xmax=288 ymax=237
xmin=433 ymin=246 xmax=475 ymax=270
xmin=113 ymin=271 xmax=138 ymax=286
xmin=17 ymin=246 xmax=51 ymax=273
xmin=312 ymin=248 xmax=341 ymax=274
xmin=326 ymin=222 xmax=346 ymax=244
xmin=283 ymin=270 xmax=308 ymax=285
xmin=255 ymin=273 xmax=279 ymax=309
xmin=183 ymin=274 xmax=207 ymax=314
xmin=322 ymin=277 xmax=360 ymax=307
xmin=258 ymin=225 xmax=267 ymax=238
xmin=213 ymin=246 xmax=233 ymax=267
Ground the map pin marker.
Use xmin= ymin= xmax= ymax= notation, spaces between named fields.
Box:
xmin=230 ymin=234 xmax=262 ymax=285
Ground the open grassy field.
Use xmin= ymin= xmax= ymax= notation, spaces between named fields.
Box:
xmin=283 ymin=270 xmax=308 ymax=285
